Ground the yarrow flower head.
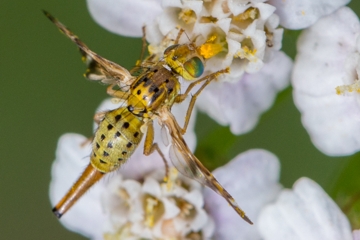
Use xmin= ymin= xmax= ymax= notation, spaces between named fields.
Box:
xmin=50 ymin=119 xmax=359 ymax=239
xmin=102 ymin=168 xmax=214 ymax=239
xmin=145 ymin=0 xmax=284 ymax=81
xmin=87 ymin=0 xmax=351 ymax=135
xmin=87 ymin=0 xmax=292 ymax=135
xmin=49 ymin=98 xmax=358 ymax=239
xmin=258 ymin=177 xmax=356 ymax=240
xmin=292 ymin=7 xmax=360 ymax=156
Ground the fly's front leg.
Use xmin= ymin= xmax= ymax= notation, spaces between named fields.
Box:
xmin=131 ymin=27 xmax=157 ymax=73
xmin=132 ymin=26 xmax=149 ymax=73
xmin=143 ymin=120 xmax=170 ymax=182
xmin=174 ymin=28 xmax=185 ymax=44
xmin=139 ymin=26 xmax=148 ymax=66
xmin=175 ymin=68 xmax=229 ymax=134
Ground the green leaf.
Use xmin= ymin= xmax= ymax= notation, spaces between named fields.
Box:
xmin=332 ymin=152 xmax=360 ymax=229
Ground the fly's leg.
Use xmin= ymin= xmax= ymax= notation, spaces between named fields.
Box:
xmin=131 ymin=27 xmax=158 ymax=73
xmin=174 ymin=28 xmax=185 ymax=44
xmin=139 ymin=26 xmax=148 ymax=66
xmin=143 ymin=121 xmax=170 ymax=182
xmin=131 ymin=26 xmax=150 ymax=74
xmin=106 ymin=84 xmax=130 ymax=100
xmin=175 ymin=68 xmax=229 ymax=134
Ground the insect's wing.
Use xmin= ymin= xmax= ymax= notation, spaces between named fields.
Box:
xmin=44 ymin=11 xmax=135 ymax=89
xmin=159 ymin=108 xmax=253 ymax=225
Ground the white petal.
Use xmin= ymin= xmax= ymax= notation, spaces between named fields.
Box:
xmin=49 ymin=133 xmax=106 ymax=239
xmin=292 ymin=7 xmax=359 ymax=96
xmin=292 ymin=7 xmax=360 ymax=155
xmin=182 ymin=0 xmax=204 ymax=15
xmin=87 ymin=0 xmax=162 ymax=37
xmin=161 ymin=197 xmax=180 ymax=219
xmin=353 ymin=230 xmax=360 ymax=240
xmin=258 ymin=178 xmax=352 ymax=240
xmin=294 ymin=93 xmax=360 ymax=155
xmin=190 ymin=209 xmax=208 ymax=232
xmin=183 ymin=189 xmax=204 ymax=209
xmin=204 ymin=149 xmax=282 ymax=239
xmin=157 ymin=8 xmax=181 ymax=36
xmin=256 ymin=2 xmax=276 ymax=21
xmin=197 ymin=50 xmax=292 ymax=134
xmin=268 ymin=0 xmax=350 ymax=29
xmin=102 ymin=177 xmax=143 ymax=228
xmin=162 ymin=0 xmax=183 ymax=8
xmin=143 ymin=177 xmax=162 ymax=198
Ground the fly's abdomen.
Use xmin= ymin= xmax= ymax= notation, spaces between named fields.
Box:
xmin=91 ymin=107 xmax=144 ymax=173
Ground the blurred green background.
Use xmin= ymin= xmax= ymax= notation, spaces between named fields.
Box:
xmin=2 ymin=1 xmax=360 ymax=239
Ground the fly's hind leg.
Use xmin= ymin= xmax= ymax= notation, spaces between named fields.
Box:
xmin=143 ymin=120 xmax=170 ymax=182
xmin=175 ymin=68 xmax=230 ymax=134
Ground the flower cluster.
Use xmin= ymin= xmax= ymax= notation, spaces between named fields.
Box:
xmin=139 ymin=0 xmax=292 ymax=134
xmin=50 ymin=117 xmax=357 ymax=239
xmin=292 ymin=7 xmax=360 ymax=156
xmin=146 ymin=0 xmax=284 ymax=80
xmin=88 ymin=0 xmax=292 ymax=134
xmin=101 ymin=168 xmax=213 ymax=240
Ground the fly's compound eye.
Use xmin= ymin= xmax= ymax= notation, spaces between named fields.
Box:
xmin=183 ymin=57 xmax=204 ymax=78
xmin=164 ymin=44 xmax=179 ymax=55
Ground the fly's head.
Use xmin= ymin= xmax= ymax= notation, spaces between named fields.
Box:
xmin=163 ymin=43 xmax=205 ymax=81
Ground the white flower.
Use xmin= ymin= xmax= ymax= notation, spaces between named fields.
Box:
xmin=267 ymin=0 xmax=350 ymax=29
xmin=204 ymin=149 xmax=281 ymax=239
xmin=292 ymin=7 xmax=360 ymax=156
xmin=87 ymin=0 xmax=163 ymax=37
xmin=258 ymin=177 xmax=354 ymax=240
xmin=50 ymin=97 xmax=281 ymax=239
xmin=101 ymin=168 xmax=214 ymax=239
xmin=147 ymin=0 xmax=284 ymax=76
xmin=197 ymin=50 xmax=291 ymax=134
xmin=86 ymin=0 xmax=292 ymax=135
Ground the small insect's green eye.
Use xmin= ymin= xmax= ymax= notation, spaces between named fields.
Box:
xmin=164 ymin=44 xmax=179 ymax=55
xmin=183 ymin=57 xmax=204 ymax=78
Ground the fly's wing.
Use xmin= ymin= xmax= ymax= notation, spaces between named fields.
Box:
xmin=44 ymin=11 xmax=135 ymax=90
xmin=159 ymin=108 xmax=253 ymax=225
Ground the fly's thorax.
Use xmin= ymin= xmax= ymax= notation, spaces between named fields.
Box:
xmin=90 ymin=107 xmax=144 ymax=173
xmin=129 ymin=64 xmax=181 ymax=115
xmin=163 ymin=43 xmax=205 ymax=80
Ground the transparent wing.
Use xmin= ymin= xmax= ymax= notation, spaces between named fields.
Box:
xmin=159 ymin=108 xmax=253 ymax=225
xmin=44 ymin=11 xmax=135 ymax=89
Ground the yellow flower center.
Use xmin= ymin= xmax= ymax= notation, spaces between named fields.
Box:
xmin=233 ymin=7 xmax=258 ymax=21
xmin=235 ymin=38 xmax=257 ymax=59
xmin=198 ymin=35 xmax=226 ymax=59
xmin=336 ymin=80 xmax=360 ymax=94
xmin=179 ymin=8 xmax=197 ymax=24
xmin=144 ymin=196 xmax=162 ymax=227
